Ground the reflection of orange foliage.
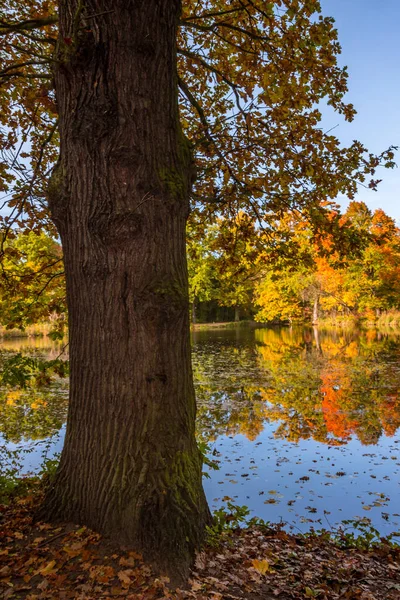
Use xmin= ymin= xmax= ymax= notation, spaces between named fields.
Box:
xmin=320 ymin=371 xmax=359 ymax=440
xmin=200 ymin=328 xmax=400 ymax=447
xmin=364 ymin=309 xmax=376 ymax=322
xmin=365 ymin=329 xmax=377 ymax=342
xmin=223 ymin=400 xmax=268 ymax=441
xmin=239 ymin=418 xmax=265 ymax=441
xmin=379 ymin=394 xmax=400 ymax=437
xmin=344 ymin=341 xmax=358 ymax=358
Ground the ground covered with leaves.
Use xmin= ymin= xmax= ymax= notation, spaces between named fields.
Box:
xmin=1 ymin=483 xmax=400 ymax=600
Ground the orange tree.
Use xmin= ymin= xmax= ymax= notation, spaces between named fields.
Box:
xmin=0 ymin=0 xmax=395 ymax=580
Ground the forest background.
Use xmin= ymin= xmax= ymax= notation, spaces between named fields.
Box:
xmin=1 ymin=198 xmax=400 ymax=333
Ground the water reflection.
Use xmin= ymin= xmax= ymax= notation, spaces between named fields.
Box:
xmin=1 ymin=327 xmax=400 ymax=533
xmin=0 ymin=387 xmax=68 ymax=444
xmin=0 ymin=336 xmax=67 ymax=355
xmin=193 ymin=327 xmax=400 ymax=446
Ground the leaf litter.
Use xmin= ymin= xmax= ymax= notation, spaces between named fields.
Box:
xmin=1 ymin=484 xmax=400 ymax=600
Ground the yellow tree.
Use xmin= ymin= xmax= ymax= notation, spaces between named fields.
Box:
xmin=212 ymin=212 xmax=262 ymax=321
xmin=0 ymin=230 xmax=65 ymax=331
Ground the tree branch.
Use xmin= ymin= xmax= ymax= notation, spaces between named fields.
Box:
xmin=182 ymin=6 xmax=248 ymax=21
xmin=0 ymin=16 xmax=58 ymax=37
xmin=0 ymin=60 xmax=50 ymax=76
xmin=0 ymin=72 xmax=52 ymax=82
xmin=181 ymin=19 xmax=269 ymax=43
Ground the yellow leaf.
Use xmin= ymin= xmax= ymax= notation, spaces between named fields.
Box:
xmin=251 ymin=558 xmax=271 ymax=575
xmin=7 ymin=391 xmax=21 ymax=402
xmin=38 ymin=560 xmax=57 ymax=575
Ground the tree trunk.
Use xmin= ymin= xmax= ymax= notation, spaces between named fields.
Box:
xmin=192 ymin=298 xmax=197 ymax=324
xmin=234 ymin=305 xmax=240 ymax=322
xmin=313 ymin=326 xmax=322 ymax=355
xmin=41 ymin=0 xmax=210 ymax=580
xmin=312 ymin=296 xmax=319 ymax=325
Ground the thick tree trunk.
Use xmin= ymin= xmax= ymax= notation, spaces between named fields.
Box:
xmin=41 ymin=0 xmax=210 ymax=580
xmin=234 ymin=305 xmax=240 ymax=322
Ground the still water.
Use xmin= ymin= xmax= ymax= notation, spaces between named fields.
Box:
xmin=1 ymin=326 xmax=400 ymax=535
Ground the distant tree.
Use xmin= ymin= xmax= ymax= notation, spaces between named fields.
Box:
xmin=255 ymin=270 xmax=305 ymax=323
xmin=187 ymin=224 xmax=218 ymax=323
xmin=255 ymin=204 xmax=400 ymax=324
xmin=212 ymin=213 xmax=261 ymax=321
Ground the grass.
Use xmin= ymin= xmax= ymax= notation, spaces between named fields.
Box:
xmin=191 ymin=320 xmax=269 ymax=330
xmin=317 ymin=316 xmax=359 ymax=329
xmin=0 ymin=323 xmax=52 ymax=339
xmin=375 ymin=310 xmax=400 ymax=330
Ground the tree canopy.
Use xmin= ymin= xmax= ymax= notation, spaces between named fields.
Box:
xmin=0 ymin=0 xmax=395 ymax=249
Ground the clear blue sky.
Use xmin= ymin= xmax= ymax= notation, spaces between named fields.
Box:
xmin=320 ymin=0 xmax=400 ymax=222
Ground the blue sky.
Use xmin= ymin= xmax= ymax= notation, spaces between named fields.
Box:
xmin=320 ymin=0 xmax=400 ymax=222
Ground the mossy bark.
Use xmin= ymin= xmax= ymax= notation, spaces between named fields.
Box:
xmin=40 ymin=0 xmax=210 ymax=581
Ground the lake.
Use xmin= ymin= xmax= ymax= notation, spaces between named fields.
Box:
xmin=1 ymin=326 xmax=400 ymax=536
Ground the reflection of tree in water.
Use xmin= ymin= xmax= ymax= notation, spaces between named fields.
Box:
xmin=0 ymin=338 xmax=68 ymax=358
xmin=1 ymin=328 xmax=400 ymax=448
xmin=0 ymin=344 xmax=68 ymax=445
xmin=0 ymin=387 xmax=68 ymax=444
xmin=194 ymin=327 xmax=400 ymax=446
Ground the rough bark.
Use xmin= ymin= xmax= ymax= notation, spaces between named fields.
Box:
xmin=40 ymin=0 xmax=210 ymax=580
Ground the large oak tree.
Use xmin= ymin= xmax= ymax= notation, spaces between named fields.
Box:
xmin=0 ymin=0 xmax=394 ymax=579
